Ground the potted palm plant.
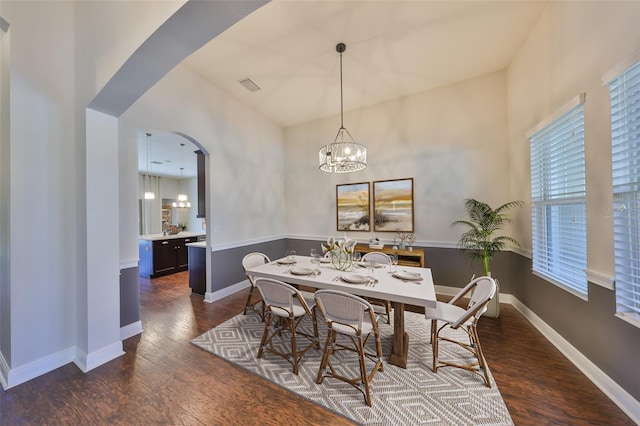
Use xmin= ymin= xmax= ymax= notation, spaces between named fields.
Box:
xmin=452 ymin=198 xmax=524 ymax=317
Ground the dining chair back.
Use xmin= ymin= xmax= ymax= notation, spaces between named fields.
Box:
xmin=360 ymin=251 xmax=393 ymax=323
xmin=242 ymin=252 xmax=270 ymax=320
xmin=314 ymin=289 xmax=384 ymax=406
xmin=361 ymin=252 xmax=391 ymax=265
xmin=424 ymin=275 xmax=497 ymax=387
xmin=255 ymin=278 xmax=318 ymax=375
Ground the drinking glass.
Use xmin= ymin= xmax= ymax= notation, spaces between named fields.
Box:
xmin=287 ymin=250 xmax=296 ymax=262
xmin=366 ymin=259 xmax=376 ymax=279
xmin=310 ymin=249 xmax=319 ymax=273
xmin=391 ymin=253 xmax=398 ymax=272
xmin=353 ymin=251 xmax=361 ymax=264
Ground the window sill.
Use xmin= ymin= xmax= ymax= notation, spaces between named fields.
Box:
xmin=532 ymin=270 xmax=588 ymax=301
xmin=615 ymin=313 xmax=640 ymax=330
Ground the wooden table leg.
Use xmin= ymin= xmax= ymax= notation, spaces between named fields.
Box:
xmin=388 ymin=301 xmax=408 ymax=368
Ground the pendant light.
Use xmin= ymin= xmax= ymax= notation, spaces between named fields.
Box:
xmin=319 ymin=43 xmax=367 ymax=173
xmin=172 ymin=143 xmax=191 ymax=208
xmin=143 ymin=132 xmax=156 ymax=200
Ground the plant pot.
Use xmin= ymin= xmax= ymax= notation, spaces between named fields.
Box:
xmin=484 ymin=278 xmax=500 ymax=318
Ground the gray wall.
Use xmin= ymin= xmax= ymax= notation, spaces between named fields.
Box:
xmin=119 ymin=266 xmax=140 ymax=327
xmin=210 ymin=239 xmax=286 ymax=293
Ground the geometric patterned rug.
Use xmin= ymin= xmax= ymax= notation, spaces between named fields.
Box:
xmin=192 ymin=310 xmax=513 ymax=426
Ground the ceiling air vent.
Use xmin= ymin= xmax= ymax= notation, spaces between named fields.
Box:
xmin=238 ymin=77 xmax=261 ymax=92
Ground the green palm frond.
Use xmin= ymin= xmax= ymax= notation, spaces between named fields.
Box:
xmin=452 ymin=198 xmax=523 ymax=275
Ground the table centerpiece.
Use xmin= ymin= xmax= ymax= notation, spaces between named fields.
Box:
xmin=322 ymin=235 xmax=356 ymax=271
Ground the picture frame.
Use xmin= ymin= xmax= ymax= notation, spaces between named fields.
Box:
xmin=336 ymin=182 xmax=370 ymax=231
xmin=373 ymin=178 xmax=414 ymax=232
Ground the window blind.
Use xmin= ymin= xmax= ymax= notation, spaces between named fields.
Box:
xmin=608 ymin=60 xmax=640 ymax=324
xmin=529 ymin=101 xmax=587 ymax=296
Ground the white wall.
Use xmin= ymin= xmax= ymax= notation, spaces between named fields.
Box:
xmin=2 ymin=1 xmax=78 ymax=371
xmin=507 ymin=1 xmax=640 ymax=279
xmin=284 ymin=71 xmax=511 ymax=245
xmin=0 ymin=0 xmax=180 ymax=387
xmin=119 ymin=64 xmax=285 ymax=264
xmin=0 ymin=18 xmax=11 ymax=367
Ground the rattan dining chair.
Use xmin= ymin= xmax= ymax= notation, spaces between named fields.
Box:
xmin=255 ymin=278 xmax=319 ymax=375
xmin=424 ymin=275 xmax=497 ymax=387
xmin=314 ymin=289 xmax=384 ymax=406
xmin=361 ymin=252 xmax=392 ymax=324
xmin=242 ymin=252 xmax=270 ymax=321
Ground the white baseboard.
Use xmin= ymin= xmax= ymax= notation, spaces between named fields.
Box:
xmin=205 ymin=280 xmax=250 ymax=303
xmin=120 ymin=321 xmax=143 ymax=340
xmin=402 ymin=284 xmax=639 ymax=423
xmin=74 ymin=341 xmax=125 ymax=373
xmin=0 ymin=346 xmax=76 ymax=390
xmin=509 ymin=297 xmax=640 ymax=424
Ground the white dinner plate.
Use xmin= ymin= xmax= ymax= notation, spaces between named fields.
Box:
xmin=393 ymin=270 xmax=422 ymax=281
xmin=340 ymin=273 xmax=369 ymax=284
xmin=355 ymin=262 xmax=386 ymax=268
xmin=277 ymin=258 xmax=297 ymax=265
xmin=290 ymin=267 xmax=314 ymax=276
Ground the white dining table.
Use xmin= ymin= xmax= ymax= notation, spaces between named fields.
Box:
xmin=245 ymin=255 xmax=437 ymax=368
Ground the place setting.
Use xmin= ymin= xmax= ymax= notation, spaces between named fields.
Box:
xmin=276 ymin=250 xmax=298 ymax=266
xmin=392 ymin=269 xmax=423 ymax=283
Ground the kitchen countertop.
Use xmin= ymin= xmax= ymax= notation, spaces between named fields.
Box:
xmin=139 ymin=232 xmax=205 ymax=241
xmin=185 ymin=241 xmax=206 ymax=248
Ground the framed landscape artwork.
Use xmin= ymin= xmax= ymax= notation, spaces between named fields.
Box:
xmin=336 ymin=182 xmax=370 ymax=231
xmin=373 ymin=178 xmax=414 ymax=232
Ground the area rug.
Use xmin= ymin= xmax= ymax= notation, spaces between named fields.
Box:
xmin=192 ymin=310 xmax=513 ymax=426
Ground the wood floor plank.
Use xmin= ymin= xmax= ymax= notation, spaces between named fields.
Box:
xmin=0 ymin=271 xmax=634 ymax=425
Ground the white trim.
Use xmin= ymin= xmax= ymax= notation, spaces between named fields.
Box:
xmin=287 ymin=234 xmax=458 ymax=249
xmin=512 ymin=246 xmax=531 ymax=259
xmin=1 ymin=346 xmax=76 ymax=390
xmin=120 ymin=321 xmax=143 ymax=340
xmin=204 ymin=280 xmax=250 ymax=303
xmin=211 ymin=234 xmax=286 ymax=252
xmin=120 ymin=259 xmax=139 ymax=270
xmin=532 ymin=270 xmax=589 ymax=301
xmin=511 ymin=298 xmax=640 ymax=424
xmin=527 ymin=93 xmax=586 ymax=138
xmin=615 ymin=313 xmax=640 ymax=330
xmin=602 ymin=48 xmax=640 ymax=86
xmin=74 ymin=341 xmax=124 ymax=373
xmin=210 ymin=234 xmax=505 ymax=253
xmin=586 ymin=269 xmax=615 ymax=291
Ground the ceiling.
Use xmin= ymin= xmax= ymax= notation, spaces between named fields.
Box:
xmin=138 ymin=1 xmax=547 ymax=177
xmin=181 ymin=0 xmax=548 ymax=128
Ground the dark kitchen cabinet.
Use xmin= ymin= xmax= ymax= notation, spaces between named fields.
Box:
xmin=139 ymin=235 xmax=200 ymax=278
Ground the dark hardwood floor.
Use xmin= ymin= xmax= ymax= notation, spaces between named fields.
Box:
xmin=0 ymin=271 xmax=634 ymax=425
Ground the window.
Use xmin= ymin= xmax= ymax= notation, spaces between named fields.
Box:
xmin=529 ymin=95 xmax=587 ymax=297
xmin=607 ymin=59 xmax=640 ymax=325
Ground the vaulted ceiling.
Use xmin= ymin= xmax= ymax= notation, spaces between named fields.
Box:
xmin=139 ymin=1 xmax=547 ymax=177
xmin=181 ymin=0 xmax=547 ymax=128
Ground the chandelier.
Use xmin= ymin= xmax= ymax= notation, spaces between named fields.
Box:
xmin=319 ymin=43 xmax=367 ymax=173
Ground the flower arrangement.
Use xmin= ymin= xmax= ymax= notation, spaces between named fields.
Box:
xmin=395 ymin=232 xmax=416 ymax=249
xmin=322 ymin=235 xmax=356 ymax=255
xmin=322 ymin=236 xmax=356 ymax=270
